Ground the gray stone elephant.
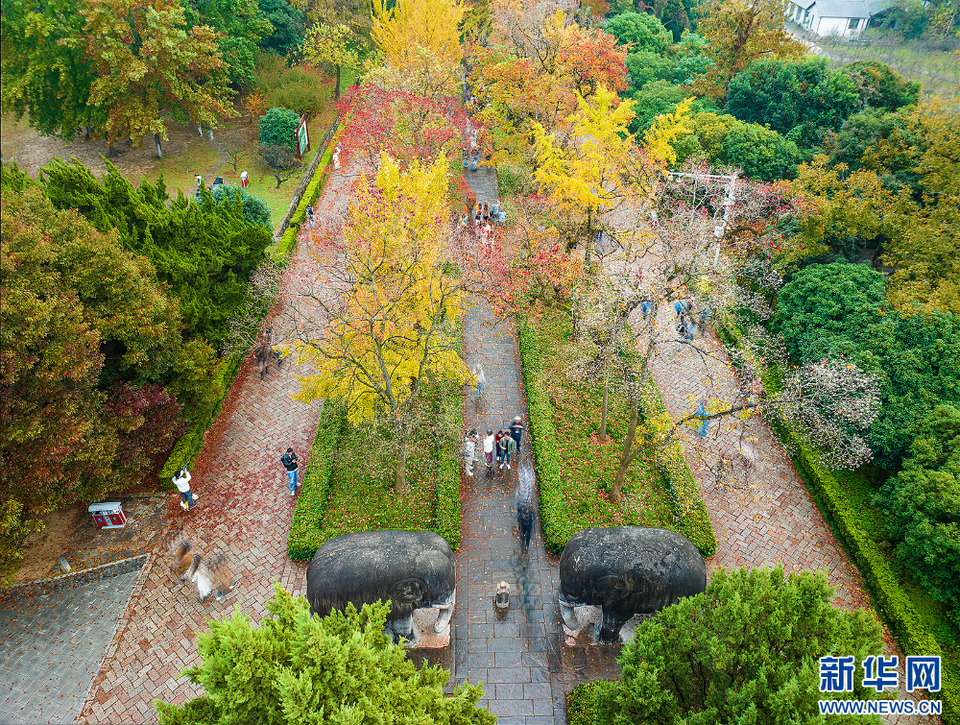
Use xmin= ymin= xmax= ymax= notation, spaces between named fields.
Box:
xmin=559 ymin=526 xmax=707 ymax=644
xmin=306 ymin=530 xmax=456 ymax=646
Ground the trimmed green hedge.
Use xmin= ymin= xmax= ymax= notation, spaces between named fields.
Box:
xmin=516 ymin=316 xmax=715 ymax=557
xmin=266 ymin=129 xmax=339 ymax=264
xmin=516 ymin=317 xmax=568 ymax=555
xmin=159 ymin=353 xmax=244 ymax=485
xmin=287 ymin=400 xmax=346 ymax=561
xmin=435 ymin=380 xmax=463 ymax=551
xmin=714 ymin=317 xmax=958 ymax=725
xmin=638 ymin=382 xmax=717 ymax=558
xmin=784 ymin=426 xmax=959 ymax=724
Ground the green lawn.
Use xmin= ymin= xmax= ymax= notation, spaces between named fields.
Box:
xmin=310 ymin=380 xmax=460 ymax=549
xmin=526 ymin=309 xmax=676 ymax=544
xmin=2 ymin=102 xmax=339 ymax=228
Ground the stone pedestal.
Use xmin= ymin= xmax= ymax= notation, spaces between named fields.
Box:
xmin=561 ymin=605 xmax=649 ymax=646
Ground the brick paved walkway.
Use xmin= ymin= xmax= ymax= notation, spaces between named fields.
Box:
xmin=77 ymin=164 xmax=357 ymax=724
xmin=605 ymin=249 xmax=928 ymax=721
xmin=642 ymin=304 xmax=872 ymax=604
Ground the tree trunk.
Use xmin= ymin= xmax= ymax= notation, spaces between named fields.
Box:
xmin=611 ymin=398 xmax=641 ymax=504
xmin=154 ymin=133 xmax=163 ymax=159
xmin=107 ymin=144 xmax=116 ymax=157
xmin=394 ymin=423 xmax=410 ymax=495
xmin=335 ymin=65 xmax=342 ymax=100
xmin=599 ymin=357 xmax=609 ymax=441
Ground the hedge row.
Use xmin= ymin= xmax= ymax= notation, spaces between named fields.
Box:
xmin=714 ymin=318 xmax=958 ymax=725
xmin=516 ymin=317 xmax=570 ymax=555
xmin=435 ymin=380 xmax=463 ymax=551
xmin=160 ymin=131 xmax=342 ymax=482
xmin=287 ymin=400 xmax=346 ymax=561
xmin=516 ymin=317 xmax=714 ymax=556
xmin=781 ymin=423 xmax=959 ymax=724
xmin=159 ymin=353 xmax=244 ymax=484
xmin=638 ymin=382 xmax=717 ymax=557
xmin=266 ymin=131 xmax=339 ymax=264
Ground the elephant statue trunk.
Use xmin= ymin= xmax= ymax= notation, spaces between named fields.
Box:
xmin=306 ymin=530 xmax=456 ymax=647
xmin=559 ymin=526 xmax=707 ymax=644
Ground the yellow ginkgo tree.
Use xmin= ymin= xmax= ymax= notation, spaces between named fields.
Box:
xmin=289 ymin=153 xmax=468 ymax=492
xmin=369 ymin=0 xmax=465 ymax=99
xmin=531 ymin=85 xmax=691 ymax=265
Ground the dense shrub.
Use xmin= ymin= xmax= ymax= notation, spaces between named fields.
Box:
xmin=724 ymin=58 xmax=919 ymax=148
xmin=604 ymin=12 xmax=672 ymax=53
xmin=841 ymin=60 xmax=921 ymax=112
xmin=774 ymin=415 xmax=960 ymax=725
xmin=876 ymin=405 xmax=960 ymax=622
xmin=774 ymin=262 xmax=960 ymax=468
xmin=624 ymin=51 xmax=675 ymax=89
xmin=159 ymin=354 xmax=244 ymax=482
xmin=725 ymin=57 xmax=860 ymax=145
xmin=672 ymin=112 xmax=803 ymax=180
xmin=287 ymin=401 xmax=346 ymax=561
xmin=595 ymin=567 xmax=884 ymax=724
xmin=255 ymin=54 xmax=330 ymax=117
xmin=714 ymin=315 xmax=960 ymax=725
xmin=36 ymin=157 xmax=272 ymax=348
xmin=568 ymin=682 xmax=618 ymax=725
xmin=774 ymin=262 xmax=889 ymax=363
xmin=210 ymin=184 xmax=272 ymax=228
xmin=258 ymin=0 xmax=307 ymax=57
xmin=258 ymin=106 xmax=301 ymax=149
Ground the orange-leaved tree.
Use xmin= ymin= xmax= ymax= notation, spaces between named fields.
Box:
xmin=81 ymin=0 xmax=233 ymax=158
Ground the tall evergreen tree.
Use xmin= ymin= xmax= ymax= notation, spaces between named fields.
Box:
xmin=37 ymin=158 xmax=272 ymax=348
xmin=154 ymin=588 xmax=496 ymax=724
xmin=596 ymin=566 xmax=884 ymax=724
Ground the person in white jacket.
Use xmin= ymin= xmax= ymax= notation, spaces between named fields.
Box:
xmin=482 ymin=429 xmax=495 ymax=474
xmin=463 ymin=430 xmax=478 ymax=477
xmin=173 ymin=466 xmax=198 ymax=510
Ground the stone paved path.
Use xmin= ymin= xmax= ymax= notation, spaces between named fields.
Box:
xmin=0 ymin=557 xmax=146 ymax=724
xmin=77 ymin=162 xmax=356 ymax=724
xmin=411 ymin=166 xmax=622 ymax=725
xmin=605 ymin=248 xmax=929 ymax=720
xmin=642 ymin=305 xmax=873 ymax=609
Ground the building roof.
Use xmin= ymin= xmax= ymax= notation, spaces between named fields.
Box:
xmin=812 ymin=0 xmax=890 ymax=17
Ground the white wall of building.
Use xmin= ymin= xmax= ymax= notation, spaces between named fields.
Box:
xmin=814 ymin=15 xmax=866 ymax=35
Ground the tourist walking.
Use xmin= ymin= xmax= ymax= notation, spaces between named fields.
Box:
xmin=696 ymin=399 xmax=709 ymax=437
xmin=495 ymin=430 xmax=507 ymax=468
xmin=463 ymin=431 xmax=477 ymax=477
xmin=483 ymin=429 xmax=496 ymax=473
xmin=509 ymin=416 xmax=526 ymax=456
xmin=517 ymin=493 xmax=533 ymax=550
xmin=640 ymin=298 xmax=654 ymax=320
xmin=281 ymin=447 xmax=299 ymax=496
xmin=173 ymin=466 xmax=198 ymax=510
xmin=501 ymin=435 xmax=516 ymax=469
xmin=473 ymin=364 xmax=486 ymax=398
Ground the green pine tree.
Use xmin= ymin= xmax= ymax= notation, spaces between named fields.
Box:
xmin=597 ymin=566 xmax=884 ymax=725
xmin=154 ymin=587 xmax=496 ymax=725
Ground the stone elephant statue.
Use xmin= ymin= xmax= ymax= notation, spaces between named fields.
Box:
xmin=559 ymin=526 xmax=706 ymax=644
xmin=306 ymin=530 xmax=456 ymax=646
